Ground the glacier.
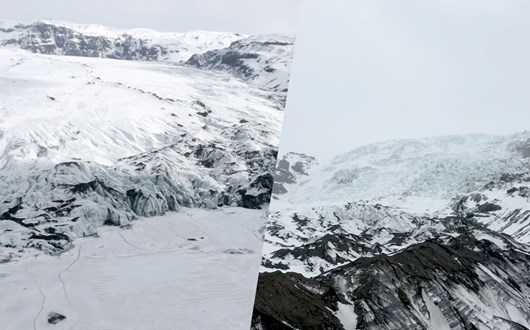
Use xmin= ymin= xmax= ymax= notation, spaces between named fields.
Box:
xmin=253 ymin=132 xmax=530 ymax=330
xmin=0 ymin=20 xmax=293 ymax=329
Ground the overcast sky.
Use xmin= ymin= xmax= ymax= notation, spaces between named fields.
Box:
xmin=2 ymin=0 xmax=301 ymax=34
xmin=280 ymin=0 xmax=530 ymax=159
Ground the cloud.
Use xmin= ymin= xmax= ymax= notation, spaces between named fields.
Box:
xmin=279 ymin=0 xmax=530 ymax=159
xmin=2 ymin=0 xmax=301 ymax=34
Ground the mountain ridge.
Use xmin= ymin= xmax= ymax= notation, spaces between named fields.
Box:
xmin=0 ymin=19 xmax=294 ymax=93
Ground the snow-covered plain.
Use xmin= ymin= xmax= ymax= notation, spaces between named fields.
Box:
xmin=0 ymin=207 xmax=265 ymax=329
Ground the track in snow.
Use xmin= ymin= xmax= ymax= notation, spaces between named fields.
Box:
xmin=0 ymin=207 xmax=265 ymax=329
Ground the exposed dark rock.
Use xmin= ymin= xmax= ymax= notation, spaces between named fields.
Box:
xmin=277 ymin=159 xmax=290 ymax=171
xmin=261 ymin=258 xmax=290 ymax=270
xmin=477 ymin=202 xmax=502 ymax=213
xmin=29 ymin=232 xmax=70 ymax=242
xmin=272 ymin=233 xmax=375 ymax=272
xmin=6 ymin=22 xmax=168 ymax=61
xmin=195 ymin=100 xmax=206 ymax=108
xmin=292 ymin=161 xmax=308 ymax=175
xmin=516 ymin=139 xmax=530 ymax=158
xmin=272 ymin=182 xmax=288 ymax=195
xmin=252 ymin=271 xmax=345 ymax=330
xmin=189 ymin=51 xmax=259 ymax=78
xmin=47 ymin=312 xmax=66 ymax=324
xmin=185 ymin=35 xmax=294 ymax=93
xmin=254 ymin=232 xmax=530 ymax=330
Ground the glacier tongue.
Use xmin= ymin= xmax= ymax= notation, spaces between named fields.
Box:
xmin=0 ymin=44 xmax=286 ymax=259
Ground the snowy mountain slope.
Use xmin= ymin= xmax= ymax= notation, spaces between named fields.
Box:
xmin=0 ymin=19 xmax=244 ymax=63
xmin=253 ymin=132 xmax=530 ymax=330
xmin=255 ymin=232 xmax=530 ymax=330
xmin=0 ymin=47 xmax=284 ymax=259
xmin=455 ymin=172 xmax=530 ymax=244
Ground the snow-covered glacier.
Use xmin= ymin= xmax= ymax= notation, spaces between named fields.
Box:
xmin=0 ymin=20 xmax=293 ymax=329
xmin=253 ymin=132 xmax=530 ymax=330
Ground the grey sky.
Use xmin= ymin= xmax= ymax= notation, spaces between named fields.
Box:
xmin=280 ymin=0 xmax=530 ymax=159
xmin=3 ymin=0 xmax=301 ymax=34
